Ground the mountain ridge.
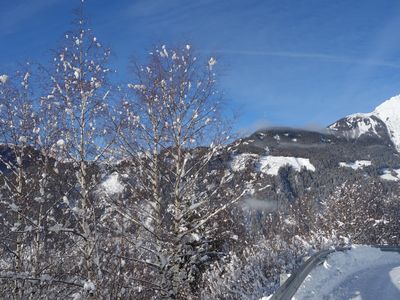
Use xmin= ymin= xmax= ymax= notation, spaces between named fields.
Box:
xmin=329 ymin=94 xmax=400 ymax=151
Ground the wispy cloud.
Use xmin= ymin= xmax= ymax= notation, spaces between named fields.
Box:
xmin=208 ymin=49 xmax=400 ymax=68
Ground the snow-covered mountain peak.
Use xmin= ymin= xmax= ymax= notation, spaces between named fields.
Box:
xmin=328 ymin=112 xmax=384 ymax=140
xmin=373 ymin=95 xmax=400 ymax=151
xmin=374 ymin=94 xmax=400 ymax=115
xmin=329 ymin=94 xmax=400 ymax=151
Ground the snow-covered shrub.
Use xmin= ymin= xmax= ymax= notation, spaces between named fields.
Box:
xmin=201 ymin=235 xmax=312 ymax=300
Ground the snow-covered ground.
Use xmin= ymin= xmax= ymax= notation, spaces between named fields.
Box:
xmin=293 ymin=245 xmax=400 ymax=299
xmin=380 ymin=168 xmax=400 ymax=181
xmin=258 ymin=156 xmax=315 ymax=175
xmin=339 ymin=160 xmax=372 ymax=170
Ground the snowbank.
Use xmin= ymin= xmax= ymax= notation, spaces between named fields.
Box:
xmin=293 ymin=245 xmax=400 ymax=299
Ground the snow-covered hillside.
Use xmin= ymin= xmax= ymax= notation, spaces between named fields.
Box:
xmin=230 ymin=154 xmax=315 ymax=175
xmin=329 ymin=113 xmax=382 ymax=139
xmin=330 ymin=94 xmax=400 ymax=151
xmin=258 ymin=156 xmax=315 ymax=175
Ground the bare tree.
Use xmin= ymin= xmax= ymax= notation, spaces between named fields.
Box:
xmin=41 ymin=7 xmax=115 ymax=297
xmin=0 ymin=69 xmax=78 ymax=299
xmin=112 ymin=44 xmax=246 ymax=299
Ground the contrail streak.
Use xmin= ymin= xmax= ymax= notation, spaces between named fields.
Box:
xmin=207 ymin=49 xmax=400 ymax=68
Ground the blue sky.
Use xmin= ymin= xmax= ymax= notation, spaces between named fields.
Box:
xmin=2 ymin=0 xmax=400 ymax=133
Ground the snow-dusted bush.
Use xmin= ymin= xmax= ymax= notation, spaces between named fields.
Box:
xmin=201 ymin=236 xmax=311 ymax=300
